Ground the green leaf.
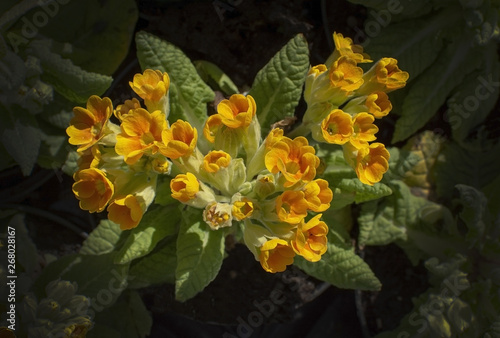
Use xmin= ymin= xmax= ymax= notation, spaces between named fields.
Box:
xmin=248 ymin=34 xmax=309 ymax=134
xmin=383 ymin=147 xmax=423 ymax=182
xmin=324 ymin=171 xmax=393 ymax=209
xmin=36 ymin=0 xmax=138 ymax=75
xmin=80 ymin=220 xmax=125 ymax=255
xmin=362 ymin=16 xmax=445 ymax=80
xmin=455 ymin=184 xmax=488 ymax=246
xmin=28 ymin=40 xmax=112 ymax=103
xmin=434 ymin=139 xmax=500 ymax=200
xmin=153 ymin=177 xmax=176 ymax=206
xmin=357 ymin=181 xmax=431 ymax=246
xmin=128 ymin=290 xmax=153 ymax=338
xmin=33 ymin=252 xmax=129 ymax=306
xmin=0 ymin=104 xmax=40 ymax=175
xmin=135 ymin=31 xmax=215 ymax=135
xmin=294 ymin=235 xmax=381 ymax=291
xmin=393 ymin=38 xmax=481 ymax=143
xmin=446 ymin=43 xmax=500 ymax=142
xmin=175 ymin=207 xmax=225 ymax=301
xmin=128 ymin=237 xmax=177 ymax=288
xmin=115 ymin=204 xmax=181 ymax=264
xmin=194 ymin=60 xmax=239 ymax=95
xmin=36 ymin=117 xmax=69 ymax=169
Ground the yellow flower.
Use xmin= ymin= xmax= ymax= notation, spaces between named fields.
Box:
xmin=77 ymin=145 xmax=101 ymax=171
xmin=115 ymin=108 xmax=166 ymax=165
xmin=129 ymin=69 xmax=170 ymax=102
xmin=332 ymin=32 xmax=372 ymax=63
xmin=265 ymin=136 xmax=320 ymax=187
xmin=217 ymin=94 xmax=256 ymax=129
xmin=170 ymin=172 xmax=200 ymax=203
xmin=350 ymin=113 xmax=378 ymax=148
xmin=114 ymin=98 xmax=141 ymax=121
xmin=265 ymin=128 xmax=285 ymax=149
xmin=275 ymin=190 xmax=309 ymax=224
xmin=365 ymin=92 xmax=392 ymax=118
xmin=329 ymin=56 xmax=364 ymax=92
xmin=354 ymin=143 xmax=390 ymax=185
xmin=203 ymin=114 xmax=222 ymax=143
xmin=203 ymin=202 xmax=233 ymax=230
xmin=107 ymin=194 xmax=143 ymax=230
xmin=232 ymin=198 xmax=254 ymax=221
xmin=67 ymin=95 xmax=113 ymax=153
xmin=151 ymin=155 xmax=170 ymax=174
xmin=358 ymin=58 xmax=409 ymax=94
xmin=72 ymin=168 xmax=114 ymax=213
xmin=259 ymin=238 xmax=295 ymax=273
xmin=159 ymin=119 xmax=198 ymax=159
xmin=303 ymin=179 xmax=333 ymax=212
xmin=292 ymin=214 xmax=328 ymax=262
xmin=319 ymin=109 xmax=353 ymax=144
xmin=202 ymin=150 xmax=231 ymax=173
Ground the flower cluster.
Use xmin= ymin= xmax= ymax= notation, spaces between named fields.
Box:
xmin=67 ymin=70 xmax=172 ymax=230
xmin=301 ymin=32 xmax=409 ymax=185
xmin=67 ymin=69 xmax=333 ymax=273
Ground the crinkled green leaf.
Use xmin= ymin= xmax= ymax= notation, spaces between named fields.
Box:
xmin=28 ymin=40 xmax=112 ymax=103
xmin=358 ymin=181 xmax=434 ymax=247
xmin=36 ymin=117 xmax=69 ymax=169
xmin=135 ymin=31 xmax=214 ymax=134
xmin=194 ymin=60 xmax=239 ymax=95
xmin=248 ymin=34 xmax=309 ymax=134
xmin=175 ymin=206 xmax=225 ymax=301
xmin=62 ymin=148 xmax=79 ymax=176
xmin=393 ymin=38 xmax=481 ymax=143
xmin=0 ymin=49 xmax=25 ymax=90
xmin=324 ymin=171 xmax=392 ymax=208
xmin=294 ymin=234 xmax=381 ymax=291
xmin=128 ymin=237 xmax=177 ymax=288
xmin=33 ymin=252 xmax=129 ymax=306
xmin=446 ymin=43 xmax=500 ymax=142
xmin=115 ymin=204 xmax=181 ymax=264
xmin=80 ymin=219 xmax=125 ymax=255
xmin=0 ymin=103 xmax=40 ymax=175
xmin=35 ymin=0 xmax=137 ymax=75
xmin=434 ymin=139 xmax=500 ymax=200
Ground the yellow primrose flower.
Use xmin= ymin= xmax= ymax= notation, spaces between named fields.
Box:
xmin=170 ymin=172 xmax=200 ymax=203
xmin=303 ymin=179 xmax=333 ymax=212
xmin=358 ymin=58 xmax=409 ymax=94
xmin=232 ymin=198 xmax=254 ymax=221
xmin=72 ymin=168 xmax=114 ymax=213
xmin=265 ymin=128 xmax=285 ymax=149
xmin=114 ymin=98 xmax=141 ymax=121
xmin=331 ymin=32 xmax=372 ymax=64
xmin=203 ymin=202 xmax=233 ymax=230
xmin=202 ymin=150 xmax=231 ymax=173
xmin=77 ymin=145 xmax=102 ymax=171
xmin=203 ymin=114 xmax=222 ymax=143
xmin=67 ymin=95 xmax=113 ymax=153
xmin=129 ymin=69 xmax=170 ymax=102
xmin=292 ymin=214 xmax=328 ymax=262
xmin=350 ymin=113 xmax=379 ymax=148
xmin=353 ymin=142 xmax=390 ymax=185
xmin=365 ymin=92 xmax=392 ymax=118
xmin=275 ymin=190 xmax=309 ymax=224
xmin=159 ymin=119 xmax=198 ymax=159
xmin=107 ymin=194 xmax=143 ymax=230
xmin=151 ymin=155 xmax=170 ymax=174
xmin=259 ymin=238 xmax=295 ymax=273
xmin=329 ymin=56 xmax=364 ymax=92
xmin=265 ymin=136 xmax=320 ymax=187
xmin=318 ymin=109 xmax=353 ymax=144
xmin=115 ymin=108 xmax=166 ymax=165
xmin=217 ymin=94 xmax=256 ymax=129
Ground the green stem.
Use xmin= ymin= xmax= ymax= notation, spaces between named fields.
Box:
xmin=0 ymin=203 xmax=89 ymax=239
xmin=287 ymin=122 xmax=311 ymax=139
